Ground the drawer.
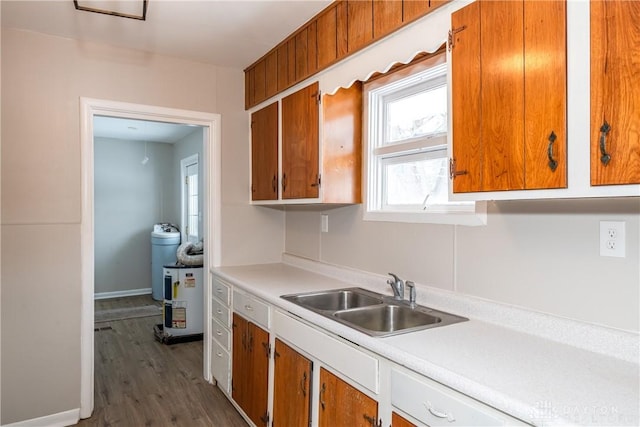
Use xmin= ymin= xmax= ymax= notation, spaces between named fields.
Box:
xmin=274 ymin=310 xmax=379 ymax=394
xmin=212 ymin=298 xmax=230 ymax=328
xmin=391 ymin=368 xmax=523 ymax=426
xmin=211 ymin=317 xmax=230 ymax=351
xmin=233 ymin=289 xmax=270 ymax=329
xmin=211 ymin=340 xmax=231 ymax=395
xmin=212 ymin=276 xmax=231 ymax=306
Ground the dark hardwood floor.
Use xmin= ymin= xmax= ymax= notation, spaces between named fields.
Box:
xmin=77 ymin=296 xmax=247 ymax=426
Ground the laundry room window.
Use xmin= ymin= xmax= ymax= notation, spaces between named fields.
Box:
xmin=181 ymin=154 xmax=199 ymax=242
xmin=364 ymin=51 xmax=485 ymax=225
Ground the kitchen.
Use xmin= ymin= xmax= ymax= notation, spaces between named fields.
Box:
xmin=1 ymin=0 xmax=638 ymax=426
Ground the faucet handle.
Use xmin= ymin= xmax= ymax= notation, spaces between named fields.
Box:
xmin=387 ymin=272 xmax=401 ymax=283
xmin=406 ymin=281 xmax=416 ymax=306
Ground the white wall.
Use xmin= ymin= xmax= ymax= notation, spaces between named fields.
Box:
xmin=94 ymin=138 xmax=175 ymax=295
xmin=285 ymin=197 xmax=640 ymax=332
xmin=0 ymin=28 xmax=284 ymax=425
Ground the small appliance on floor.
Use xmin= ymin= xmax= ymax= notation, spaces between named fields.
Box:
xmin=154 ymin=264 xmax=203 ymax=345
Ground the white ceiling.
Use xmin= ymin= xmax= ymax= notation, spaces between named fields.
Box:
xmin=2 ymin=0 xmax=332 ymax=141
xmin=93 ymin=116 xmax=201 ymax=143
xmin=1 ymin=0 xmax=332 ymax=69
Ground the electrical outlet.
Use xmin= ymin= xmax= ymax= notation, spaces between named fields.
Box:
xmin=321 ymin=214 xmax=329 ymax=233
xmin=600 ymin=221 xmax=625 ymax=258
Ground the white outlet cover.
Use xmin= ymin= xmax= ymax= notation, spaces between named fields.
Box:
xmin=599 ymin=221 xmax=626 ymax=258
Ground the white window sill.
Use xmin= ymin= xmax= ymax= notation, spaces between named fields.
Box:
xmin=363 ymin=201 xmax=487 ymax=226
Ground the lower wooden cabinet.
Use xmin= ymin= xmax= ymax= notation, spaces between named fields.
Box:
xmin=392 ymin=412 xmax=417 ymax=427
xmin=272 ymin=339 xmax=313 ymax=427
xmin=231 ymin=313 xmax=270 ymax=426
xmin=319 ymin=367 xmax=378 ymax=427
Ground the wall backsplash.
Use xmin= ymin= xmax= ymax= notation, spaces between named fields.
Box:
xmin=285 ymin=198 xmax=640 ymax=332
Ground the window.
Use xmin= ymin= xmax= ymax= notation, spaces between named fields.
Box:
xmin=181 ymin=154 xmax=200 ymax=242
xmin=364 ymin=53 xmax=485 ymax=225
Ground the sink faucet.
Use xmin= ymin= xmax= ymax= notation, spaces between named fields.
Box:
xmin=387 ymin=273 xmax=404 ymax=300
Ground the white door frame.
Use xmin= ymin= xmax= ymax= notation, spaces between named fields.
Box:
xmin=79 ymin=97 xmax=221 ymax=419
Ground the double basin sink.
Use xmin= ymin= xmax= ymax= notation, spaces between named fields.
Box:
xmin=281 ymin=287 xmax=467 ymax=337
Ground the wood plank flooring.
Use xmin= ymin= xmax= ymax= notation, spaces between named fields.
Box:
xmin=77 ymin=296 xmax=247 ymax=427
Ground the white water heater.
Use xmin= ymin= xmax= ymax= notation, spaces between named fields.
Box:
xmin=161 ymin=265 xmax=203 ymax=339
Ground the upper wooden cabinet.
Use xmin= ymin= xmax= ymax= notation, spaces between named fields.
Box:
xmin=251 ymin=102 xmax=279 ymax=201
xmin=450 ymin=0 xmax=567 ymax=193
xmin=590 ymin=0 xmax=640 ymax=186
xmin=251 ymin=81 xmax=362 ymax=204
xmin=244 ymin=0 xmax=450 ymax=110
xmin=282 ymin=82 xmax=320 ymax=199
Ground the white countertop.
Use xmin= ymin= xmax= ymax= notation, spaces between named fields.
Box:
xmin=213 ymin=260 xmax=639 ymax=426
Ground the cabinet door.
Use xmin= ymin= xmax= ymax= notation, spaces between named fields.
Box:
xmin=403 ymin=1 xmax=430 ymax=23
xmin=392 ymin=412 xmax=417 ymax=427
xmin=373 ymin=0 xmax=403 ymax=39
xmin=231 ymin=313 xmax=270 ymax=427
xmin=451 ymin=1 xmax=482 ymax=193
xmin=232 ymin=313 xmax=248 ymax=409
xmin=281 ymin=82 xmax=320 ymax=199
xmin=318 ymin=367 xmax=378 ymax=427
xmin=277 ymin=43 xmax=290 ymax=92
xmin=295 ymin=26 xmax=309 ymax=82
xmin=253 ymin=59 xmax=267 ymax=105
xmin=251 ymin=102 xmax=279 ymax=201
xmin=347 ymin=0 xmax=373 ymax=53
xmin=322 ymin=82 xmax=363 ymax=203
xmin=265 ymin=51 xmax=278 ymax=99
xmin=590 ymin=0 xmax=640 ymax=185
xmin=246 ymin=322 xmax=270 ymax=427
xmin=524 ymin=0 xmax=567 ymax=189
xmin=273 ymin=339 xmax=312 ymax=427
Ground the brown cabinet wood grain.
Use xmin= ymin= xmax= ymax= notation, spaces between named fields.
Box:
xmin=251 ymin=102 xmax=279 ymax=201
xmin=277 ymin=43 xmax=289 ymax=92
xmin=322 ymin=82 xmax=363 ymax=203
xmin=373 ymin=0 xmax=403 ymax=39
xmin=265 ymin=51 xmax=278 ymax=99
xmin=392 ymin=411 xmax=417 ymax=427
xmin=272 ymin=339 xmax=312 ymax=427
xmin=403 ymin=0 xmax=430 ymax=23
xmin=281 ymin=82 xmax=320 ymax=199
xmin=347 ymin=0 xmax=374 ymax=53
xmin=451 ymin=0 xmax=567 ymax=193
xmin=318 ymin=367 xmax=378 ymax=427
xmin=232 ymin=313 xmax=269 ymax=427
xmin=253 ymin=59 xmax=267 ymax=106
xmin=590 ymin=0 xmax=640 ymax=185
xmin=295 ymin=27 xmax=309 ymax=82
xmin=317 ymin=2 xmax=348 ymax=69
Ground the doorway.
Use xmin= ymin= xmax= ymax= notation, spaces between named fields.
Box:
xmin=79 ymin=98 xmax=221 ymax=419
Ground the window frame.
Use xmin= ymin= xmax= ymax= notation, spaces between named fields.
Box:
xmin=363 ymin=53 xmax=486 ymax=226
xmin=180 ymin=154 xmax=200 ymax=242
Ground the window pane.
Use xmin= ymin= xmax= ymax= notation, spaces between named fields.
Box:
xmin=385 ymin=85 xmax=447 ymax=144
xmin=384 ymin=156 xmax=448 ymax=207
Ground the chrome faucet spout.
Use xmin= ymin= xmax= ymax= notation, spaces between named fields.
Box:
xmin=387 ymin=273 xmax=404 ymax=300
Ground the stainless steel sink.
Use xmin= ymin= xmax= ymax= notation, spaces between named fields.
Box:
xmin=282 ymin=288 xmax=383 ymax=311
xmin=281 ymin=287 xmax=467 ymax=337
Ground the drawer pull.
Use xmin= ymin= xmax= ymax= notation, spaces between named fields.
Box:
xmin=425 ymin=401 xmax=455 ymax=423
xmin=216 ymin=329 xmax=222 ymax=336
xmin=244 ymin=304 xmax=253 ymax=311
xmin=216 ymin=309 xmax=222 ymax=315
xmin=216 ymin=287 xmax=223 ymax=294
xmin=216 ymin=352 xmax=223 ymax=357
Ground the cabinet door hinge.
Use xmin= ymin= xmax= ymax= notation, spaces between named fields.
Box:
xmin=263 ymin=341 xmax=271 ymax=358
xmin=448 ymin=24 xmax=468 ymax=51
xmin=362 ymin=414 xmax=382 ymax=427
xmin=314 ymin=91 xmax=322 ymax=105
xmin=311 ymin=174 xmax=321 ymax=188
xmin=449 ymin=158 xmax=468 ymax=180
xmin=260 ymin=411 xmax=270 ymax=426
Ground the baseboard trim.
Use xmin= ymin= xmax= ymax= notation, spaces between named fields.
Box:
xmin=1 ymin=408 xmax=80 ymax=427
xmin=94 ymin=288 xmax=152 ymax=300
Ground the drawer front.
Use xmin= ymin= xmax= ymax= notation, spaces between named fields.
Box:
xmin=211 ymin=340 xmax=231 ymax=394
xmin=391 ymin=368 xmax=517 ymax=426
xmin=212 ymin=298 xmax=230 ymax=328
xmin=233 ymin=290 xmax=270 ymax=329
xmin=212 ymin=276 xmax=231 ymax=306
xmin=211 ymin=317 xmax=230 ymax=351
xmin=274 ymin=310 xmax=379 ymax=394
